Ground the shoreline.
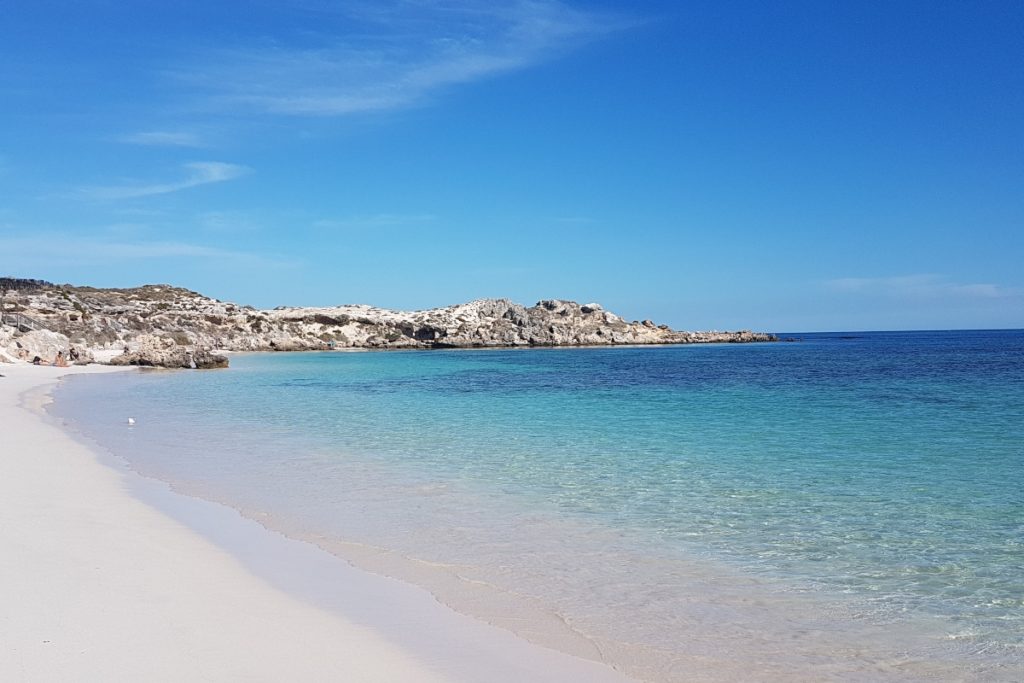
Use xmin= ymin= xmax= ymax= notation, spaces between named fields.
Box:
xmin=12 ymin=341 xmax=1020 ymax=682
xmin=0 ymin=363 xmax=634 ymax=683
xmin=41 ymin=355 xmax=986 ymax=683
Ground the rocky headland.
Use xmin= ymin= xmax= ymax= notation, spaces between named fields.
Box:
xmin=0 ymin=278 xmax=776 ymax=368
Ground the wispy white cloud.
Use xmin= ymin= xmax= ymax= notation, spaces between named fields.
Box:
xmin=313 ymin=213 xmax=437 ymax=229
xmin=0 ymin=234 xmax=293 ymax=268
xmin=117 ymin=130 xmax=205 ymax=147
xmin=198 ymin=210 xmax=264 ymax=232
xmin=110 ymin=207 xmax=168 ymax=218
xmin=96 ymin=222 xmax=154 ymax=239
xmin=77 ymin=161 xmax=250 ymax=200
xmin=177 ymin=1 xmax=629 ymax=116
xmin=825 ymin=274 xmax=1022 ymax=300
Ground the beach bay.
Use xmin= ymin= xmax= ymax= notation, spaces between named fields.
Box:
xmin=0 ymin=363 xmax=634 ymax=682
xmin=48 ymin=331 xmax=1024 ymax=681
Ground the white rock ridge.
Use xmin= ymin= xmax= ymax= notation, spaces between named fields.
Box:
xmin=0 ymin=279 xmax=776 ymax=366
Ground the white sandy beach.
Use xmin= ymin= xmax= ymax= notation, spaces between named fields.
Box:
xmin=0 ymin=363 xmax=634 ymax=683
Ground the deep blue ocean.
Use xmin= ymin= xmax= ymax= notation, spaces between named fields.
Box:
xmin=53 ymin=331 xmax=1024 ymax=681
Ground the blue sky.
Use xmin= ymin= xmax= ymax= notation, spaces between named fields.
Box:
xmin=1 ymin=0 xmax=1021 ymax=331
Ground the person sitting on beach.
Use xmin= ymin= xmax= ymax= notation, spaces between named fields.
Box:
xmin=53 ymin=351 xmax=69 ymax=368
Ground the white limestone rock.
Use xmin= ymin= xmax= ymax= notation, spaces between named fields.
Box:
xmin=5 ymin=329 xmax=71 ymax=363
xmin=2 ymin=278 xmax=776 ymax=357
xmin=109 ymin=334 xmax=229 ymax=369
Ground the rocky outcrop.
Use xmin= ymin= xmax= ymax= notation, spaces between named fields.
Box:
xmin=1 ymin=329 xmax=94 ymax=366
xmin=259 ymin=298 xmax=775 ymax=349
xmin=1 ymin=280 xmax=776 ymax=364
xmin=108 ymin=334 xmax=228 ymax=369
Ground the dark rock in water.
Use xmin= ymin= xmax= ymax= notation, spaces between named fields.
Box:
xmin=191 ymin=349 xmax=230 ymax=369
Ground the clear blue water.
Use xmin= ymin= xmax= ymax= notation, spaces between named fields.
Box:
xmin=53 ymin=331 xmax=1024 ymax=680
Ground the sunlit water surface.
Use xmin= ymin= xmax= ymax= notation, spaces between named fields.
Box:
xmin=53 ymin=331 xmax=1024 ymax=681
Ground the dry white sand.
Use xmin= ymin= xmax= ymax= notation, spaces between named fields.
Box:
xmin=0 ymin=363 xmax=634 ymax=682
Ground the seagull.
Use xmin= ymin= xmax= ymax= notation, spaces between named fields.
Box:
xmin=127 ymin=417 xmax=136 ymax=426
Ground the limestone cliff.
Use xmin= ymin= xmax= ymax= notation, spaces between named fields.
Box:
xmin=1 ymin=279 xmax=775 ymax=365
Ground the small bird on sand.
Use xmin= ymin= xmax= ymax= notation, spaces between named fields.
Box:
xmin=127 ymin=417 xmax=135 ymax=426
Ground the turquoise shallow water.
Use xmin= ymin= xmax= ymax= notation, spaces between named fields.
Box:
xmin=54 ymin=331 xmax=1024 ymax=680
